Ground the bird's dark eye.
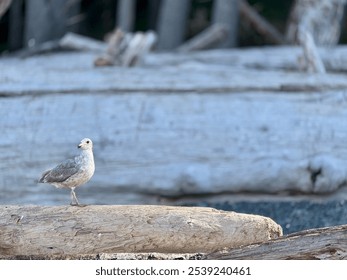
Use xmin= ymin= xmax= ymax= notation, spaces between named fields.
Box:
xmin=86 ymin=140 xmax=90 ymax=144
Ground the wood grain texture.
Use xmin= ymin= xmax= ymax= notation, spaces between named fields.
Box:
xmin=143 ymin=46 xmax=347 ymax=72
xmin=2 ymin=50 xmax=347 ymax=205
xmin=2 ymin=90 xmax=347 ymax=201
xmin=0 ymin=205 xmax=282 ymax=256
xmin=2 ymin=48 xmax=347 ymax=205
xmin=206 ymin=224 xmax=347 ymax=260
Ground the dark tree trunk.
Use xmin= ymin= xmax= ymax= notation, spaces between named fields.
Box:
xmin=212 ymin=0 xmax=239 ymax=48
xmin=156 ymin=0 xmax=191 ymax=50
xmin=8 ymin=0 xmax=23 ymax=50
xmin=148 ymin=0 xmax=160 ymax=30
xmin=116 ymin=0 xmax=135 ymax=32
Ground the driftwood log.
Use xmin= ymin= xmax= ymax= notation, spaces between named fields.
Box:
xmin=143 ymin=45 xmax=347 ymax=72
xmin=285 ymin=0 xmax=344 ymax=72
xmin=286 ymin=0 xmax=346 ymax=45
xmin=59 ymin=32 xmax=107 ymax=53
xmin=3 ymin=48 xmax=347 ymax=205
xmin=297 ymin=28 xmax=326 ymax=73
xmin=178 ymin=24 xmax=229 ymax=52
xmin=0 ymin=205 xmax=282 ymax=257
xmin=0 ymin=206 xmax=347 ymax=260
xmin=94 ymin=29 xmax=157 ymax=67
xmin=207 ymin=224 xmax=347 ymax=260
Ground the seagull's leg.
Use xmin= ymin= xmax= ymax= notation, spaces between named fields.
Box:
xmin=70 ymin=187 xmax=86 ymax=207
xmin=70 ymin=188 xmax=78 ymax=206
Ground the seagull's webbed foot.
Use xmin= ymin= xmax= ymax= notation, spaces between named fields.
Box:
xmin=70 ymin=202 xmax=87 ymax=207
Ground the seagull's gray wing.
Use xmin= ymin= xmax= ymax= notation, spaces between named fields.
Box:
xmin=40 ymin=159 xmax=80 ymax=183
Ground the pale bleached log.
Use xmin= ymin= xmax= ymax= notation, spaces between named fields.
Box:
xmin=143 ymin=46 xmax=347 ymax=73
xmin=207 ymin=224 xmax=347 ymax=260
xmin=3 ymin=51 xmax=347 ymax=206
xmin=286 ymin=0 xmax=347 ymax=45
xmin=1 ymin=224 xmax=345 ymax=260
xmin=59 ymin=32 xmax=107 ymax=52
xmin=94 ymin=29 xmax=157 ymax=67
xmin=14 ymin=33 xmax=107 ymax=58
xmin=178 ymin=24 xmax=228 ymax=52
xmin=94 ymin=29 xmax=127 ymax=66
xmin=0 ymin=205 xmax=282 ymax=256
xmin=297 ymin=27 xmax=326 ymax=73
xmin=121 ymin=31 xmax=157 ymax=66
xmin=289 ymin=0 xmax=345 ymax=73
xmin=3 ymin=50 xmax=347 ymax=94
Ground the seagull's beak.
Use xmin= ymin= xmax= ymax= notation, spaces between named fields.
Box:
xmin=78 ymin=144 xmax=82 ymax=149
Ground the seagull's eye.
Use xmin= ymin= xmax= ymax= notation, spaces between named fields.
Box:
xmin=86 ymin=140 xmax=90 ymax=144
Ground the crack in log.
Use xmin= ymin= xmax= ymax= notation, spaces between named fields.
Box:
xmin=309 ymin=167 xmax=322 ymax=189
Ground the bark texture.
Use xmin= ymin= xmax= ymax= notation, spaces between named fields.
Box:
xmin=207 ymin=224 xmax=347 ymax=260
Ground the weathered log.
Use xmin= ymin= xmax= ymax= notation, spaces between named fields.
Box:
xmin=143 ymin=46 xmax=347 ymax=73
xmin=121 ymin=31 xmax=157 ymax=66
xmin=289 ymin=0 xmax=335 ymax=73
xmin=3 ymin=50 xmax=347 ymax=205
xmin=0 ymin=205 xmax=282 ymax=256
xmin=94 ymin=28 xmax=127 ymax=66
xmin=207 ymin=224 xmax=347 ymax=260
xmin=94 ymin=29 xmax=157 ymax=67
xmin=297 ymin=27 xmax=325 ymax=73
xmin=1 ymin=223 xmax=345 ymax=260
xmin=178 ymin=24 xmax=229 ymax=52
xmin=59 ymin=32 xmax=107 ymax=52
xmin=286 ymin=0 xmax=347 ymax=45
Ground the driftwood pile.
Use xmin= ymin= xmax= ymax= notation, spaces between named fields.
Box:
xmin=94 ymin=29 xmax=157 ymax=67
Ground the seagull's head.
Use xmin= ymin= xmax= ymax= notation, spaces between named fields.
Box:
xmin=78 ymin=138 xmax=93 ymax=150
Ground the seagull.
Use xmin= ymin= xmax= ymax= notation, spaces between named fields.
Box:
xmin=39 ymin=138 xmax=95 ymax=206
